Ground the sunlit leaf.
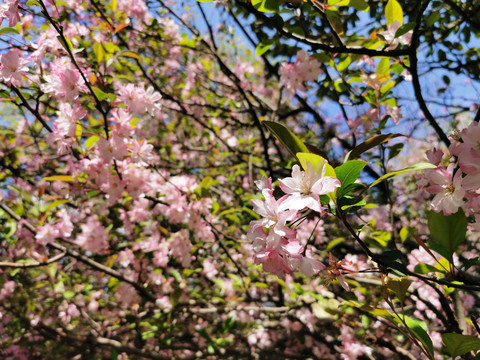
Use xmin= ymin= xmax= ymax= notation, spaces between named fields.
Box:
xmin=263 ymin=121 xmax=308 ymax=160
xmin=41 ymin=175 xmax=76 ymax=182
xmin=385 ymin=0 xmax=403 ymax=26
xmin=368 ymin=162 xmax=436 ymax=189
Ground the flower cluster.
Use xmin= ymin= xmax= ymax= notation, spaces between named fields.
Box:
xmin=248 ymin=154 xmax=341 ymax=278
xmin=279 ymin=50 xmax=323 ymax=95
xmin=421 ymin=122 xmax=480 ymax=226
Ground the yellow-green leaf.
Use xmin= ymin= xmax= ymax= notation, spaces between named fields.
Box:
xmin=368 ymin=162 xmax=436 ymax=189
xmin=42 ymin=175 xmax=76 ymax=182
xmin=385 ymin=0 xmax=403 ymax=26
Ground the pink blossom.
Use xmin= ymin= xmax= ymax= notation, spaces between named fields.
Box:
xmin=0 ymin=281 xmax=16 ymax=301
xmin=117 ymin=83 xmax=162 ymax=115
xmin=47 ymin=130 xmax=73 ymax=155
xmin=169 ymin=229 xmax=192 ymax=267
xmin=76 ymin=215 xmax=109 ymax=254
xmin=111 ymin=108 xmax=134 ymax=137
xmin=299 ymin=249 xmax=326 ymax=277
xmin=254 ymin=249 xmax=292 ymax=279
xmin=451 ymin=122 xmax=480 ymax=176
xmin=384 ymin=104 xmax=403 ymax=125
xmin=0 ymin=0 xmax=20 ymax=27
xmin=250 ymin=191 xmax=297 ymax=239
xmin=279 ymin=50 xmax=322 ymax=95
xmin=0 ymin=49 xmax=28 ymax=85
xmin=97 ymin=134 xmax=129 ymax=163
xmin=54 ymin=102 xmax=87 ymax=137
xmin=379 ymin=20 xmax=412 ymax=50
xmin=55 ymin=209 xmax=74 ymax=238
xmin=42 ymin=58 xmax=87 ymax=101
xmin=117 ymin=0 xmax=152 ymax=24
xmin=129 ymin=139 xmax=154 ymax=165
xmin=117 ymin=248 xmax=135 ymax=268
xmin=100 ymin=172 xmax=126 ymax=206
xmin=348 ymin=107 xmax=379 ymax=131
xmin=35 ymin=224 xmax=59 ymax=245
xmin=425 ymin=164 xmax=465 ymax=215
xmin=254 ymin=177 xmax=273 ymax=196
xmin=202 ymin=259 xmax=218 ymax=280
xmin=425 ymin=148 xmax=443 ymax=166
xmin=279 ymin=163 xmax=340 ymax=213
xmin=115 ymin=283 xmax=140 ymax=307
xmin=156 ymin=296 xmax=173 ymax=312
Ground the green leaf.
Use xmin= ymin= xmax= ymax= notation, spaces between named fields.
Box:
xmin=404 ymin=316 xmax=434 ymax=357
xmin=45 ymin=200 xmax=70 ymax=213
xmin=334 ymin=160 xmax=367 ymax=197
xmin=326 ymin=237 xmax=345 ymax=250
xmin=170 ymin=270 xmax=182 ymax=282
xmin=380 ymin=81 xmax=395 ymax=95
xmin=57 ymin=35 xmax=73 ymax=52
xmin=263 ymin=121 xmax=308 ymax=160
xmin=426 ymin=12 xmax=440 ymax=27
xmin=91 ymin=87 xmax=111 ymax=101
xmin=349 ymin=0 xmax=369 ymax=11
xmin=196 ymin=0 xmax=213 ymax=2
xmin=372 ymin=230 xmax=391 ymax=246
xmin=427 ymin=209 xmax=467 ymax=262
xmin=63 ymin=290 xmax=76 ymax=299
xmin=387 ymin=143 xmax=404 ymax=161
xmin=340 ymin=198 xmax=366 ymax=211
xmin=93 ymin=42 xmax=104 ymax=62
xmin=0 ymin=27 xmax=20 ymax=35
xmin=26 ymin=0 xmax=42 ymax=6
xmin=251 ymin=0 xmax=279 ymax=13
xmin=385 ymin=0 xmax=403 ymax=26
xmin=414 ymin=263 xmax=443 ymax=274
xmin=462 ymin=257 xmax=480 ymax=271
xmin=255 ymin=40 xmax=273 ymax=56
xmin=442 ymin=333 xmax=480 ymax=358
xmin=85 ymin=135 xmax=100 ymax=149
xmin=368 ymin=162 xmax=436 ymax=189
xmin=386 ymin=277 xmax=411 ymax=303
xmin=118 ymin=51 xmax=141 ymax=60
xmin=377 ymin=58 xmax=391 ymax=74
xmin=337 ymin=56 xmax=351 ymax=72
xmin=399 ymin=226 xmax=414 ymax=243
xmin=388 ymin=261 xmax=408 ymax=276
xmin=345 ymin=133 xmax=403 ymax=161
xmin=395 ymin=22 xmax=415 ymax=37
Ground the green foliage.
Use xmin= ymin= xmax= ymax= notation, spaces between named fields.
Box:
xmin=368 ymin=162 xmax=436 ymax=189
xmin=427 ymin=209 xmax=468 ymax=262
xmin=262 ymin=121 xmax=309 ymax=160
xmin=442 ymin=333 xmax=480 ymax=358
xmin=344 ymin=134 xmax=403 ymax=161
xmin=334 ymin=160 xmax=367 ymax=198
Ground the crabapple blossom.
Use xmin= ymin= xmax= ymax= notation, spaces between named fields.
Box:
xmin=0 ymin=0 xmax=20 ymax=27
xmin=0 ymin=49 xmax=28 ymax=85
xmin=279 ymin=50 xmax=322 ymax=95
xmin=424 ymin=164 xmax=465 ymax=215
xmin=379 ymin=20 xmax=412 ymax=49
xmin=76 ymin=215 xmax=109 ymax=254
xmin=279 ymin=162 xmax=340 ymax=213
xmin=42 ymin=58 xmax=87 ymax=101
